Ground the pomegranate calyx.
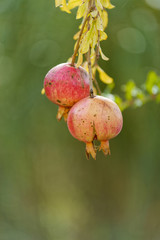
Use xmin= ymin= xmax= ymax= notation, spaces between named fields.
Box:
xmin=56 ymin=106 xmax=70 ymax=121
xmin=99 ymin=140 xmax=111 ymax=156
xmin=86 ymin=142 xmax=96 ymax=160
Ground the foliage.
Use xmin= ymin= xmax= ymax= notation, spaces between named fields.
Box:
xmin=55 ymin=0 xmax=114 ymax=90
xmin=54 ymin=0 xmax=160 ymax=111
xmin=103 ymin=71 xmax=160 ymax=111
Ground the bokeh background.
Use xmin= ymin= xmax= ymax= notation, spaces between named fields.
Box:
xmin=0 ymin=0 xmax=160 ymax=239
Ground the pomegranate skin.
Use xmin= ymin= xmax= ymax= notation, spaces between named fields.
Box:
xmin=44 ymin=63 xmax=90 ymax=107
xmin=67 ymin=96 xmax=123 ymax=159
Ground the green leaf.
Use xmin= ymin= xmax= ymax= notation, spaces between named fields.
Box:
xmin=122 ymin=80 xmax=136 ymax=100
xmin=146 ymin=71 xmax=160 ymax=95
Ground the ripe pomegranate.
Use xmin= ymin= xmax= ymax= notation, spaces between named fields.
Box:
xmin=67 ymin=96 xmax=123 ymax=159
xmin=44 ymin=63 xmax=90 ymax=120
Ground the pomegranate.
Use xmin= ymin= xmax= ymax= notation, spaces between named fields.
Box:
xmin=67 ymin=96 xmax=123 ymax=159
xmin=44 ymin=63 xmax=90 ymax=120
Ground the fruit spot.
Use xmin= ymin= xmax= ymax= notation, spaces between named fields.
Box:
xmin=57 ymin=99 xmax=61 ymax=103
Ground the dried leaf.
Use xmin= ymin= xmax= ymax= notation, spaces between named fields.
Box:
xmin=97 ymin=66 xmax=113 ymax=84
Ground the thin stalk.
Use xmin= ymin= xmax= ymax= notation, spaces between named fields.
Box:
xmin=87 ymin=46 xmax=94 ymax=97
xmin=93 ymin=76 xmax=101 ymax=95
xmin=93 ymin=30 xmax=101 ymax=95
xmin=71 ymin=8 xmax=91 ymax=66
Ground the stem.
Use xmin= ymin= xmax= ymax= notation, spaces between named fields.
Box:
xmin=96 ymin=30 xmax=100 ymax=61
xmin=93 ymin=31 xmax=101 ymax=95
xmin=93 ymin=76 xmax=101 ymax=95
xmin=87 ymin=46 xmax=94 ymax=97
xmin=71 ymin=8 xmax=91 ymax=66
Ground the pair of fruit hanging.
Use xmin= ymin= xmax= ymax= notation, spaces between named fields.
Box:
xmin=42 ymin=0 xmax=123 ymax=159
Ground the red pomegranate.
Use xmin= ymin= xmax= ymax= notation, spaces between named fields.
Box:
xmin=67 ymin=96 xmax=123 ymax=159
xmin=44 ymin=63 xmax=90 ymax=120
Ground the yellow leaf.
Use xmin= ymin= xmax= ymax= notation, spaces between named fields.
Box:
xmin=100 ymin=0 xmax=115 ymax=9
xmin=82 ymin=61 xmax=88 ymax=72
xmin=97 ymin=66 xmax=113 ymax=84
xmin=76 ymin=52 xmax=83 ymax=67
xmin=91 ymin=10 xmax=98 ymax=18
xmin=93 ymin=86 xmax=97 ymax=95
xmin=76 ymin=1 xmax=88 ymax=19
xmin=100 ymin=31 xmax=108 ymax=41
xmin=96 ymin=16 xmax=103 ymax=31
xmin=91 ymin=50 xmax=96 ymax=65
xmin=67 ymin=57 xmax=72 ymax=63
xmin=99 ymin=45 xmax=109 ymax=61
xmin=41 ymin=88 xmax=45 ymax=95
xmin=73 ymin=31 xmax=80 ymax=40
xmin=55 ymin=0 xmax=63 ymax=7
xmin=92 ymin=66 xmax=96 ymax=76
xmin=91 ymin=25 xmax=98 ymax=49
xmin=101 ymin=10 xmax=108 ymax=29
xmin=95 ymin=0 xmax=103 ymax=10
xmin=80 ymin=24 xmax=94 ymax=54
xmin=106 ymin=0 xmax=115 ymax=9
xmin=68 ymin=0 xmax=82 ymax=9
xmin=80 ymin=39 xmax=89 ymax=54
xmin=60 ymin=0 xmax=71 ymax=13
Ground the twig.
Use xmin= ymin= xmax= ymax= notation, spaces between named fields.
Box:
xmin=93 ymin=76 xmax=101 ymax=95
xmin=96 ymin=30 xmax=100 ymax=62
xmin=87 ymin=46 xmax=94 ymax=97
xmin=93 ymin=30 xmax=101 ymax=95
xmin=71 ymin=8 xmax=91 ymax=66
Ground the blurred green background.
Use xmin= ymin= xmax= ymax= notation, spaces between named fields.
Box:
xmin=0 ymin=0 xmax=160 ymax=239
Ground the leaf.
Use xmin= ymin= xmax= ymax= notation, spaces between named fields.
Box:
xmin=91 ymin=25 xmax=98 ymax=50
xmin=67 ymin=57 xmax=72 ymax=63
xmin=97 ymin=66 xmax=113 ymax=84
xmin=101 ymin=10 xmax=108 ymax=29
xmin=73 ymin=31 xmax=80 ymax=40
xmin=60 ymin=0 xmax=71 ymax=13
xmin=76 ymin=52 xmax=83 ymax=67
xmin=55 ymin=0 xmax=63 ymax=7
xmin=80 ymin=36 xmax=89 ymax=54
xmin=92 ymin=66 xmax=96 ymax=76
xmin=100 ymin=31 xmax=108 ymax=41
xmin=68 ymin=0 xmax=82 ymax=9
xmin=100 ymin=0 xmax=115 ymax=9
xmin=99 ymin=45 xmax=109 ymax=61
xmin=96 ymin=16 xmax=103 ymax=31
xmin=156 ymin=93 xmax=160 ymax=102
xmin=82 ymin=61 xmax=88 ymax=72
xmin=95 ymin=0 xmax=103 ymax=11
xmin=146 ymin=71 xmax=160 ymax=94
xmin=80 ymin=24 xmax=94 ymax=54
xmin=76 ymin=1 xmax=88 ymax=19
xmin=122 ymin=80 xmax=136 ymax=100
xmin=91 ymin=10 xmax=98 ymax=18
xmin=93 ymin=86 xmax=97 ymax=95
xmin=41 ymin=88 xmax=45 ymax=95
